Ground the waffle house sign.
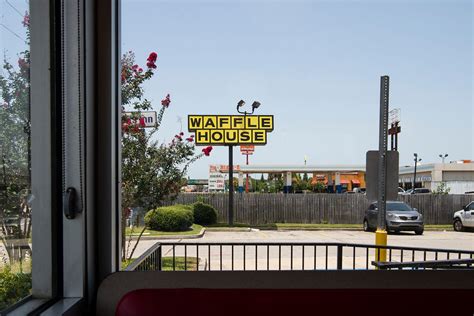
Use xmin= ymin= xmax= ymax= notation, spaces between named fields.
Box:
xmin=188 ymin=115 xmax=274 ymax=145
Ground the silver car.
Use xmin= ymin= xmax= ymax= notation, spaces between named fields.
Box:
xmin=363 ymin=201 xmax=424 ymax=235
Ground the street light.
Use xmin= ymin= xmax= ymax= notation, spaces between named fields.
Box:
xmin=236 ymin=100 xmax=261 ymax=115
xmin=439 ymin=153 xmax=448 ymax=164
xmin=413 ymin=153 xmax=422 ymax=190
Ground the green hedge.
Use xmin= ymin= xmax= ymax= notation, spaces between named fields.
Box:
xmin=192 ymin=202 xmax=217 ymax=225
xmin=0 ymin=267 xmax=31 ymax=311
xmin=145 ymin=205 xmax=193 ymax=231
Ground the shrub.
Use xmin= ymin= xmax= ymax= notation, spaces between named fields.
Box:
xmin=0 ymin=267 xmax=31 ymax=310
xmin=144 ymin=205 xmax=193 ymax=231
xmin=192 ymin=202 xmax=217 ymax=225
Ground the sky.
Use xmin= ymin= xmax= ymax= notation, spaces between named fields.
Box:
xmin=2 ymin=1 xmax=472 ymax=179
xmin=121 ymin=0 xmax=473 ymax=179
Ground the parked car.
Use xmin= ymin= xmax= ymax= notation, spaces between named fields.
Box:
xmin=398 ymin=187 xmax=405 ymax=194
xmin=363 ymin=201 xmax=424 ymax=235
xmin=353 ymin=187 xmax=366 ymax=194
xmin=403 ymin=188 xmax=431 ymax=195
xmin=453 ymin=201 xmax=474 ymax=232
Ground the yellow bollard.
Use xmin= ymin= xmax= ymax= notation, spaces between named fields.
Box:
xmin=375 ymin=229 xmax=387 ymax=268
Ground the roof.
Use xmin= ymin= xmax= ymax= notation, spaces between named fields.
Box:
xmin=238 ymin=164 xmax=366 ymax=174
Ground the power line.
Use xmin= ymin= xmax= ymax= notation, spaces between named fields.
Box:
xmin=0 ymin=23 xmax=27 ymax=43
xmin=4 ymin=0 xmax=24 ymax=18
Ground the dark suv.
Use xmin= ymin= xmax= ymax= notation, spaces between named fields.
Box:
xmin=363 ymin=201 xmax=424 ymax=235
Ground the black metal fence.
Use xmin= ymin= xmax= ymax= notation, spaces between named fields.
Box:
xmin=125 ymin=242 xmax=474 ymax=272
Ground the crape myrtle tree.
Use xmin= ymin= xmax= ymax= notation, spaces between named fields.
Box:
xmin=0 ymin=13 xmax=32 ymax=265
xmin=121 ymin=51 xmax=212 ymax=261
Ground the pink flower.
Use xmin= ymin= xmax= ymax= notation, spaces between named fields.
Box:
xmin=18 ymin=58 xmax=29 ymax=70
xmin=146 ymin=61 xmax=157 ymax=69
xmin=202 ymin=146 xmax=213 ymax=156
xmin=22 ymin=13 xmax=30 ymax=27
xmin=175 ymin=134 xmax=182 ymax=141
xmin=186 ymin=137 xmax=194 ymax=142
xmin=179 ymin=132 xmax=184 ymax=136
xmin=139 ymin=117 xmax=146 ymax=127
xmin=147 ymin=52 xmax=158 ymax=63
xmin=161 ymin=94 xmax=171 ymax=107
xmin=138 ymin=68 xmax=143 ymax=72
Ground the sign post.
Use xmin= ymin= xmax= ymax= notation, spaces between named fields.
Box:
xmin=375 ymin=75 xmax=390 ymax=263
xmin=188 ymin=113 xmax=274 ymax=226
xmin=388 ymin=108 xmax=401 ymax=151
xmin=240 ymin=145 xmax=255 ymax=193
xmin=228 ymin=146 xmax=234 ymax=225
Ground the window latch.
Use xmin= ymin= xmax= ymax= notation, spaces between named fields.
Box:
xmin=63 ymin=187 xmax=81 ymax=219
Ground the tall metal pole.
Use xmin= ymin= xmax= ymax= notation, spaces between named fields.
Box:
xmin=228 ymin=145 xmax=234 ymax=226
xmin=413 ymin=154 xmax=418 ymax=190
xmin=377 ymin=76 xmax=389 ymax=231
xmin=375 ymin=75 xmax=389 ymax=263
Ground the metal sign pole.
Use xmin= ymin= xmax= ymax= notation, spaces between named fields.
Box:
xmin=375 ymin=75 xmax=389 ymax=263
xmin=245 ymin=153 xmax=249 ymax=193
xmin=228 ymin=145 xmax=234 ymax=226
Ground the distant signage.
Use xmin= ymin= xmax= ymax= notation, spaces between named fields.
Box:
xmin=187 ymin=179 xmax=208 ymax=185
xmin=208 ymin=173 xmax=225 ymax=191
xmin=188 ymin=115 xmax=274 ymax=145
xmin=240 ymin=145 xmax=255 ymax=155
xmin=123 ymin=111 xmax=157 ymax=128
xmin=209 ymin=164 xmax=240 ymax=173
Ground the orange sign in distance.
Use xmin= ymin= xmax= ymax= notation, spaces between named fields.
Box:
xmin=240 ymin=145 xmax=255 ymax=155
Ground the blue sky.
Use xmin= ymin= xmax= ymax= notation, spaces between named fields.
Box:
xmin=2 ymin=1 xmax=472 ymax=179
xmin=122 ymin=0 xmax=473 ymax=179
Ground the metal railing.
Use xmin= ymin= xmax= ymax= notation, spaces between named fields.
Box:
xmin=125 ymin=242 xmax=474 ymax=272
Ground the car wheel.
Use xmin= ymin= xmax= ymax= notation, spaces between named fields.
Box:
xmin=363 ymin=220 xmax=370 ymax=232
xmin=415 ymin=229 xmax=424 ymax=235
xmin=453 ymin=219 xmax=464 ymax=232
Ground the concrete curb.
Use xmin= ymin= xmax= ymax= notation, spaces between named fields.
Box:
xmin=205 ymin=228 xmax=252 ymax=232
xmin=128 ymin=228 xmax=206 ymax=240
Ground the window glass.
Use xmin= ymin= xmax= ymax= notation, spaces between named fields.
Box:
xmin=121 ymin=0 xmax=473 ymax=272
xmin=0 ymin=0 xmax=32 ymax=309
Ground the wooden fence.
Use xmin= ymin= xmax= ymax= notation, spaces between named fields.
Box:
xmin=163 ymin=193 xmax=473 ymax=225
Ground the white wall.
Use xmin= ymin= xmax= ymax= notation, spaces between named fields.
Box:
xmin=431 ymin=181 xmax=474 ymax=194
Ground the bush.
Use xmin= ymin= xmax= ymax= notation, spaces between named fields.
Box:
xmin=192 ymin=202 xmax=217 ymax=225
xmin=0 ymin=267 xmax=31 ymax=310
xmin=144 ymin=205 xmax=193 ymax=231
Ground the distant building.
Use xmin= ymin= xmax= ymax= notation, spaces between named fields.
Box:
xmin=399 ymin=161 xmax=474 ymax=194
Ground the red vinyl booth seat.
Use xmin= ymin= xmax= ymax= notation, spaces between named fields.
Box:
xmin=116 ymin=288 xmax=474 ymax=316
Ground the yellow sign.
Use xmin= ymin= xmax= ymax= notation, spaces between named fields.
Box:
xmin=188 ymin=115 xmax=274 ymax=145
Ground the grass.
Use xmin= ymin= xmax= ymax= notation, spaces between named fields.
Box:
xmin=161 ymin=257 xmax=199 ymax=271
xmin=125 ymin=224 xmax=203 ymax=236
xmin=121 ymin=257 xmax=199 ymax=271
xmin=0 ymin=260 xmax=32 ymax=274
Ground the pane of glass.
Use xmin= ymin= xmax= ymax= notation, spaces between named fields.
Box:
xmin=121 ymin=0 xmax=473 ymax=272
xmin=0 ymin=0 xmax=32 ymax=309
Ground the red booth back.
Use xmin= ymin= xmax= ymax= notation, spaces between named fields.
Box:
xmin=116 ymin=288 xmax=473 ymax=316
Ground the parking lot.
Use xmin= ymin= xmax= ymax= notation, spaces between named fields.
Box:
xmin=130 ymin=230 xmax=474 ymax=270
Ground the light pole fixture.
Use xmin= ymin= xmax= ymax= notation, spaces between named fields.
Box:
xmin=236 ymin=100 xmax=261 ymax=115
xmin=413 ymin=153 xmax=422 ymax=190
xmin=236 ymin=99 xmax=262 ymax=195
xmin=439 ymin=153 xmax=448 ymax=164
